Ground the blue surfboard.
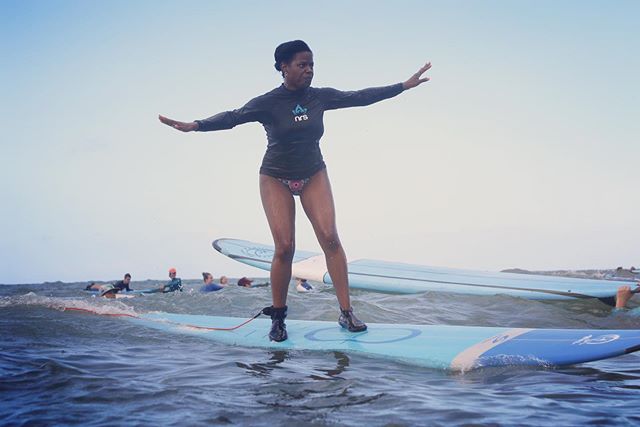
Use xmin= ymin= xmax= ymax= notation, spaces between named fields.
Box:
xmin=213 ymin=238 xmax=628 ymax=302
xmin=128 ymin=312 xmax=640 ymax=372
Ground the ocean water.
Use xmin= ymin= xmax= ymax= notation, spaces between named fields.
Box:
xmin=2 ymin=279 xmax=640 ymax=426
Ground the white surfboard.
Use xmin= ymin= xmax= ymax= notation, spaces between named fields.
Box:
xmin=213 ymin=238 xmax=627 ymax=303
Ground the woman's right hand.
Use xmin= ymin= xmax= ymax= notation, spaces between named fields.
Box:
xmin=402 ymin=62 xmax=431 ymax=90
xmin=158 ymin=115 xmax=199 ymax=132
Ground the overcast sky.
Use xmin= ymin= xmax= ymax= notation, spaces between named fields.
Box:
xmin=2 ymin=0 xmax=638 ymax=284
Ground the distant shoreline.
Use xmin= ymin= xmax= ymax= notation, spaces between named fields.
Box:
xmin=501 ymin=268 xmax=639 ymax=282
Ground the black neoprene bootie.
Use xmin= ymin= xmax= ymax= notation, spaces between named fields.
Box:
xmin=263 ymin=305 xmax=288 ymax=342
xmin=338 ymin=307 xmax=367 ymax=332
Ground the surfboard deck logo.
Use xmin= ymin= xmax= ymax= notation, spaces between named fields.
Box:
xmin=573 ymin=334 xmax=620 ymax=345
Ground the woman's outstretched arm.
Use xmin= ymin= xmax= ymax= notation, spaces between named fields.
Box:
xmin=321 ymin=62 xmax=432 ymax=110
xmin=159 ymin=96 xmax=268 ymax=133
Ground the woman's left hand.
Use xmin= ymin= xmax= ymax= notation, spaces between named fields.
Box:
xmin=158 ymin=115 xmax=199 ymax=132
xmin=403 ymin=62 xmax=431 ymax=90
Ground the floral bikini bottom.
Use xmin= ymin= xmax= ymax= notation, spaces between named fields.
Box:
xmin=277 ymin=177 xmax=311 ymax=196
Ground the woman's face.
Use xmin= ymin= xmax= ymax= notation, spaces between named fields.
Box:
xmin=282 ymin=51 xmax=314 ymax=89
xmin=204 ymin=274 xmax=213 ymax=284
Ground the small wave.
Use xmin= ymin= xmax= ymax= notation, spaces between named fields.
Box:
xmin=475 ymin=354 xmax=555 ymax=370
xmin=0 ymin=292 xmax=138 ymax=317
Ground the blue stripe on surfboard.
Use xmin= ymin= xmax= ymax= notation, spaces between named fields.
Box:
xmin=477 ymin=329 xmax=640 ymax=367
xmin=130 ymin=312 xmax=640 ymax=371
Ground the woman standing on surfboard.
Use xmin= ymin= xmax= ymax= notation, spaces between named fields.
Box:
xmin=159 ymin=40 xmax=430 ymax=342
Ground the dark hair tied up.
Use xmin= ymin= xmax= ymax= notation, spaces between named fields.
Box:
xmin=274 ymin=40 xmax=312 ymax=72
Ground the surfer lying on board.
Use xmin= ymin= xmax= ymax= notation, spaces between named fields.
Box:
xmin=236 ymin=277 xmax=270 ymax=288
xmin=159 ymin=40 xmax=431 ymax=342
xmin=85 ymin=273 xmax=133 ymax=297
xmin=237 ymin=277 xmax=254 ymax=288
xmin=113 ymin=273 xmax=132 ymax=292
xmin=164 ymin=267 xmax=183 ymax=292
xmin=200 ymin=272 xmax=224 ymax=292
xmin=145 ymin=267 xmax=184 ymax=293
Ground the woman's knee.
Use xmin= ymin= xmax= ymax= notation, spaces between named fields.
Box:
xmin=273 ymin=239 xmax=296 ymax=262
xmin=317 ymin=232 xmax=342 ymax=254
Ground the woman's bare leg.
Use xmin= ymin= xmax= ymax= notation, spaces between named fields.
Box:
xmin=259 ymin=174 xmax=296 ymax=308
xmin=300 ymin=168 xmax=351 ymax=310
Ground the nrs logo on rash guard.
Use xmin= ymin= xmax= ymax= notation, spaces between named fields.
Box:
xmin=292 ymin=104 xmax=308 ymax=122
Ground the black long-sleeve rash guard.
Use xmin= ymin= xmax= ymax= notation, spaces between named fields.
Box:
xmin=195 ymin=83 xmax=404 ymax=179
